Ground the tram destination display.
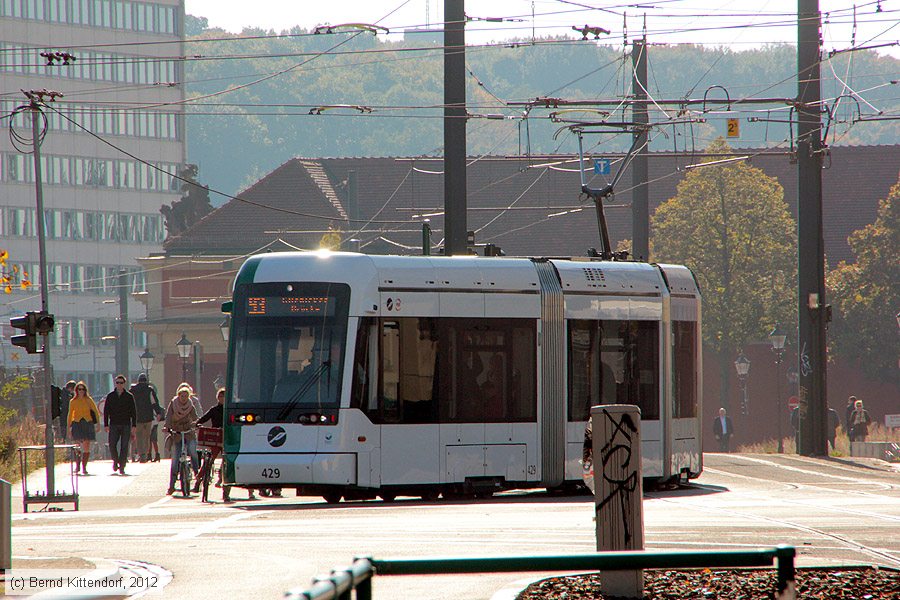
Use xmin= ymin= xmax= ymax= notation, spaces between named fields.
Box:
xmin=246 ymin=295 xmax=335 ymax=317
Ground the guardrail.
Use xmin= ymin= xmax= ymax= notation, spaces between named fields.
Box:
xmin=284 ymin=545 xmax=796 ymax=600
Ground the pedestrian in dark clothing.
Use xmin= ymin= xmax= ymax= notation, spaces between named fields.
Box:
xmin=129 ymin=373 xmax=161 ymax=462
xmin=712 ymin=408 xmax=734 ymax=452
xmin=51 ymin=380 xmax=76 ymax=442
xmin=827 ymin=407 xmax=839 ymax=451
xmin=790 ymin=407 xmax=800 ymax=450
xmin=104 ymin=374 xmax=136 ymax=475
xmin=149 ymin=401 xmax=164 ymax=462
xmin=197 ymin=397 xmax=223 ymax=428
xmin=849 ymin=399 xmax=872 ymax=442
xmin=845 ymin=396 xmax=858 ymax=435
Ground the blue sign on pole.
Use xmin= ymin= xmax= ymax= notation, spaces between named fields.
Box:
xmin=594 ymin=159 xmax=611 ymax=175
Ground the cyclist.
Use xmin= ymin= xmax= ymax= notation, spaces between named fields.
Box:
xmin=165 ymin=383 xmax=199 ymax=495
xmin=197 ymin=388 xmax=255 ymax=501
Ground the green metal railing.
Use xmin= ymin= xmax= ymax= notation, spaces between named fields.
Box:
xmin=284 ymin=545 xmax=796 ymax=600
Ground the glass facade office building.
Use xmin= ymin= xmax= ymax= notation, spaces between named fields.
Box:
xmin=0 ymin=0 xmax=185 ymax=394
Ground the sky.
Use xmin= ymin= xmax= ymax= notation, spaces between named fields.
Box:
xmin=184 ymin=0 xmax=900 ymax=57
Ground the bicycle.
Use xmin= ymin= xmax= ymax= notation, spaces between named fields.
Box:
xmin=169 ymin=429 xmax=194 ymax=498
xmin=196 ymin=426 xmax=223 ymax=503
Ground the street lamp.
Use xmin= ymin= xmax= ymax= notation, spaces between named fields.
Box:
xmin=734 ymin=353 xmax=750 ymax=415
xmin=139 ymin=347 xmax=155 ymax=372
xmin=176 ymin=332 xmax=191 ymax=383
xmin=769 ymin=323 xmax=787 ymax=453
xmin=220 ymin=315 xmax=230 ymax=343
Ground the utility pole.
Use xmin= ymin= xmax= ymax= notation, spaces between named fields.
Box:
xmin=631 ymin=35 xmax=649 ymax=261
xmin=443 ymin=0 xmax=467 ymax=255
xmin=26 ymin=91 xmax=56 ymax=498
xmin=116 ymin=269 xmax=129 ymax=378
xmin=796 ymin=0 xmax=828 ymax=456
xmin=346 ymin=170 xmax=360 ymax=252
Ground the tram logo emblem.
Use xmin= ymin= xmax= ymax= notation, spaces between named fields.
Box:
xmin=386 ymin=297 xmax=394 ymax=311
xmin=267 ymin=426 xmax=286 ymax=447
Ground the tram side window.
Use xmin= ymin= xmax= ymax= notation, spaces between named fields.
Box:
xmin=372 ymin=318 xmax=439 ymax=424
xmin=672 ymin=321 xmax=697 ymax=418
xmin=354 ymin=317 xmax=536 ymax=424
xmin=350 ymin=317 xmax=377 ymax=413
xmin=568 ymin=320 xmax=618 ymax=422
xmin=620 ymin=321 xmax=659 ymax=420
xmin=439 ymin=319 xmax=536 ymax=423
xmin=567 ymin=320 xmax=659 ymax=421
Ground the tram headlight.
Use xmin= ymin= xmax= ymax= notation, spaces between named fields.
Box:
xmin=230 ymin=413 xmax=261 ymax=424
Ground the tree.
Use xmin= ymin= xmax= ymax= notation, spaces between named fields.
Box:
xmin=651 ymin=139 xmax=797 ymax=408
xmin=827 ymin=180 xmax=900 ymax=382
xmin=0 ymin=249 xmax=32 ymax=294
xmin=160 ymin=164 xmax=213 ymax=238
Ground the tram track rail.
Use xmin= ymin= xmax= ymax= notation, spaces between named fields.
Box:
xmin=650 ymin=455 xmax=900 ymax=568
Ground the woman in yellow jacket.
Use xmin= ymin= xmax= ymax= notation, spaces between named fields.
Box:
xmin=67 ymin=381 xmax=100 ymax=474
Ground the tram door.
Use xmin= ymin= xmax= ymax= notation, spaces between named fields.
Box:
xmin=378 ymin=319 xmax=441 ymax=485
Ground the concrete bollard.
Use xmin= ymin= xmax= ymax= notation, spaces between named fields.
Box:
xmin=591 ymin=404 xmax=644 ymax=599
xmin=0 ymin=478 xmax=11 ymax=570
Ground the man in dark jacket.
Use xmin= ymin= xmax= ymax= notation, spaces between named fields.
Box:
xmin=130 ymin=373 xmax=161 ymax=463
xmin=712 ymin=407 xmax=735 ymax=452
xmin=104 ymin=374 xmax=136 ymax=475
xmin=51 ymin=380 xmax=76 ymax=443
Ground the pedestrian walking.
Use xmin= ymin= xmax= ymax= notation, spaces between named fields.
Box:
xmin=104 ymin=374 xmax=136 ymax=475
xmin=51 ymin=380 xmax=76 ymax=443
xmin=129 ymin=373 xmax=161 ymax=462
xmin=849 ymin=399 xmax=872 ymax=442
xmin=827 ymin=407 xmax=840 ymax=451
xmin=149 ymin=402 xmax=164 ymax=462
xmin=845 ymin=395 xmax=858 ymax=435
xmin=790 ymin=406 xmax=800 ymax=450
xmin=712 ymin=407 xmax=734 ymax=452
xmin=67 ymin=381 xmax=100 ymax=475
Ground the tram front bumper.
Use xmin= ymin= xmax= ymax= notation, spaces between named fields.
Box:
xmin=233 ymin=453 xmax=357 ymax=486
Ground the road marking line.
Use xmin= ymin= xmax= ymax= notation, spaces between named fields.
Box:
xmin=140 ymin=496 xmax=173 ymax=509
xmin=168 ymin=510 xmax=266 ymax=540
xmin=717 ymin=454 xmax=893 ymax=487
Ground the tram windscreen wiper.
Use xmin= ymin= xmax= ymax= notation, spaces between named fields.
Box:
xmin=275 ymin=360 xmax=331 ymax=421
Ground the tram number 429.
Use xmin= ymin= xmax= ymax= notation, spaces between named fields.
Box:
xmin=261 ymin=467 xmax=281 ymax=479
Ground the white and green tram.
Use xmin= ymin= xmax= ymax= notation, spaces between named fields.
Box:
xmin=222 ymin=251 xmax=702 ymax=503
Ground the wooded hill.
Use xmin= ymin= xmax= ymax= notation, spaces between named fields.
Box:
xmin=184 ymin=16 xmax=900 ymax=199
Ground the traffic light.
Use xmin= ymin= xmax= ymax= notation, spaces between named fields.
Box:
xmin=9 ymin=310 xmax=54 ymax=354
xmin=10 ymin=313 xmax=37 ymax=354
xmin=33 ymin=310 xmax=54 ymax=335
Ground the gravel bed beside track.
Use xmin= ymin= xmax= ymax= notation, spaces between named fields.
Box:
xmin=518 ymin=566 xmax=900 ymax=599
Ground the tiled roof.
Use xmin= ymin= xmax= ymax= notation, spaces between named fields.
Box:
xmin=165 ymin=146 xmax=900 ymax=266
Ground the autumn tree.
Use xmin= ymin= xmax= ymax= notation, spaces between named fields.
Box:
xmin=827 ymin=180 xmax=899 ymax=382
xmin=0 ymin=249 xmax=32 ymax=294
xmin=651 ymin=139 xmax=797 ymax=408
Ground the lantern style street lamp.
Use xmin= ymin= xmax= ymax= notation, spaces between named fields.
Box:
xmin=220 ymin=315 xmax=231 ymax=343
xmin=176 ymin=332 xmax=192 ymax=383
xmin=769 ymin=323 xmax=787 ymax=453
xmin=734 ymin=353 xmax=750 ymax=415
xmin=139 ymin=347 xmax=155 ymax=373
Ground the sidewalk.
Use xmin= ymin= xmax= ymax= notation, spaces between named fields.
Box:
xmin=4 ymin=459 xmax=176 ymax=596
xmin=12 ymin=458 xmax=172 ymax=513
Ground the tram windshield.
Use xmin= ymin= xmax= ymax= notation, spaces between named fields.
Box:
xmin=230 ymin=282 xmax=349 ymax=408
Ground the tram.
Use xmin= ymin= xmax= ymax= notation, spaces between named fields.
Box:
xmin=221 ymin=251 xmax=702 ymax=502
